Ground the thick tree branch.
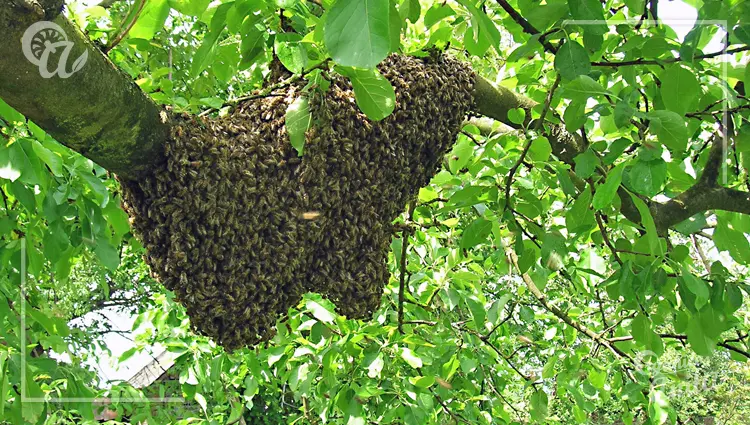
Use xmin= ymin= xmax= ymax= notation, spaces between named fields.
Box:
xmin=0 ymin=1 xmax=168 ymax=179
xmin=472 ymin=78 xmax=750 ymax=232
xmin=651 ymin=135 xmax=750 ymax=232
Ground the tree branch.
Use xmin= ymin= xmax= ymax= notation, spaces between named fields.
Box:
xmin=472 ymin=79 xmax=750 ymax=232
xmin=493 ymin=0 xmax=558 ymax=54
xmin=0 ymin=2 xmax=168 ymax=179
xmin=591 ymin=46 xmax=750 ymax=67
xmin=610 ymin=334 xmax=750 ymax=360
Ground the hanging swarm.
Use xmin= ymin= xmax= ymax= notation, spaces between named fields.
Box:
xmin=121 ymin=53 xmax=475 ymax=350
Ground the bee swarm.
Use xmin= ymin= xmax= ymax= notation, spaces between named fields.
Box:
xmin=121 ymin=54 xmax=475 ymax=350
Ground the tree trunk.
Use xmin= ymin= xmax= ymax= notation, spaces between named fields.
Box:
xmin=0 ymin=1 xmax=168 ymax=180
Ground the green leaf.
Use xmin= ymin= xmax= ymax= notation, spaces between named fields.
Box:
xmin=563 ymin=75 xmax=610 ymax=100
xmin=555 ymin=40 xmax=591 ymax=81
xmin=31 ymin=140 xmax=63 ymax=177
xmin=680 ymin=265 xmax=709 ymax=310
xmin=339 ymin=67 xmax=396 ymax=121
xmin=507 ymin=108 xmax=526 ymax=125
xmin=275 ymin=34 xmax=307 ymax=74
xmin=686 ymin=315 xmax=714 ymax=356
xmin=733 ymin=24 xmax=750 ymax=45
xmin=528 ymin=136 xmax=552 ymax=162
xmin=648 ymin=390 xmax=675 ymax=424
xmin=129 ymin=0 xmax=170 ymax=40
xmin=240 ymin=18 xmax=266 ymax=67
xmin=286 ymin=96 xmax=312 ymax=156
xmin=306 ymin=299 xmax=336 ymax=323
xmin=324 ymin=0 xmax=391 ymax=68
xmin=614 ymin=101 xmax=635 ymax=128
xmin=0 ymin=143 xmax=21 ymax=182
xmin=627 ymin=158 xmax=666 ymax=197
xmin=399 ymin=0 xmax=420 ymax=23
xmin=459 ymin=0 xmax=501 ymax=57
xmin=568 ymin=0 xmax=608 ymax=35
xmin=592 ymin=163 xmax=625 ymax=210
xmin=190 ymin=2 xmax=233 ymax=77
xmin=673 ymin=213 xmax=707 ymax=235
xmin=629 ymin=193 xmax=661 ymax=255
xmin=0 ymin=98 xmax=24 ymax=124
xmin=400 ymin=347 xmax=423 ymax=368
xmin=448 ymin=135 xmax=474 ymax=174
xmin=660 ymin=65 xmax=700 ymax=115
xmin=29 ymin=309 xmax=70 ymax=336
xmin=77 ymin=170 xmax=110 ymax=208
xmin=119 ymin=347 xmax=138 ymax=363
xmin=169 ymin=0 xmax=211 ymax=16
xmin=424 ymin=4 xmax=454 ymax=28
xmin=648 ymin=110 xmax=688 ymax=152
xmin=409 ymin=375 xmax=435 ymax=388
xmin=195 ymin=392 xmax=208 ymax=414
xmin=714 ymin=215 xmax=750 ymax=265
xmin=460 ymin=218 xmax=492 ymax=249
xmin=95 ymin=240 xmax=121 ymax=271
xmin=566 ymin=185 xmax=595 ymax=234
xmin=574 ymin=150 xmax=598 ymax=178
xmin=530 ymin=389 xmax=549 ymax=422
xmin=564 ymin=101 xmax=587 ymax=132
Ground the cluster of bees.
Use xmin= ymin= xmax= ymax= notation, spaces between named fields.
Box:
xmin=121 ymin=54 xmax=475 ymax=350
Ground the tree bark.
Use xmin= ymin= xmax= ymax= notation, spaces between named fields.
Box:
xmin=0 ymin=1 xmax=168 ymax=180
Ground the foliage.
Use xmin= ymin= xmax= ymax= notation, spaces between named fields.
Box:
xmin=1 ymin=0 xmax=750 ymax=424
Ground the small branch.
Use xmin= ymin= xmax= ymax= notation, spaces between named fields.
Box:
xmin=591 ymin=46 xmax=750 ymax=67
xmin=104 ymin=0 xmax=146 ymax=54
xmin=534 ymin=74 xmax=561 ymax=131
xmin=596 ymin=212 xmax=623 ymax=266
xmin=508 ymin=250 xmax=632 ymax=362
xmin=504 ymin=140 xmax=533 ymax=211
xmin=402 ymin=320 xmax=437 ymax=326
xmin=483 ymin=305 xmax=515 ymax=340
xmin=691 ymin=234 xmax=711 ymax=271
xmin=503 ymin=74 xmax=561 ymax=211
xmin=494 ymin=0 xmax=558 ymax=54
xmin=199 ymin=62 xmax=329 ymax=117
xmin=610 ymin=334 xmax=750 ymax=360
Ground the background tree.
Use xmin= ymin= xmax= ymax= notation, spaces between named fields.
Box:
xmin=0 ymin=0 xmax=749 ymax=424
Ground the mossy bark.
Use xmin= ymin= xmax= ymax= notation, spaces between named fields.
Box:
xmin=0 ymin=1 xmax=168 ymax=180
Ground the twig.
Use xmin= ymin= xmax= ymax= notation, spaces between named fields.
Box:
xmin=507 ymin=250 xmax=634 ymax=367
xmin=484 ymin=305 xmax=515 ymax=339
xmin=691 ymin=234 xmax=711 ymax=271
xmin=592 ymin=46 xmax=750 ymax=67
xmin=402 ymin=320 xmax=438 ymax=326
xmin=198 ymin=62 xmax=328 ymax=117
xmin=503 ymin=74 xmax=560 ymax=211
xmin=494 ymin=0 xmax=558 ymax=54
xmin=610 ymin=334 xmax=750 ymax=360
xmin=596 ymin=212 xmax=623 ymax=265
xmin=105 ymin=0 xmax=146 ymax=54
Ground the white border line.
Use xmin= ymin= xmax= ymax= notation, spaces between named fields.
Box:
xmin=20 ymin=238 xmax=184 ymax=404
xmin=18 ymin=17 xmax=737 ymax=409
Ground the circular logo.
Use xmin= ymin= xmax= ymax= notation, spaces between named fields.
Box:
xmin=21 ymin=21 xmax=88 ymax=79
